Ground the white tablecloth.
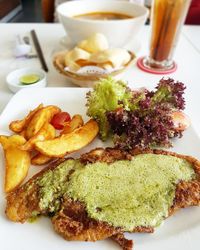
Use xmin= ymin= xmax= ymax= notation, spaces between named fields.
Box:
xmin=183 ymin=25 xmax=200 ymax=53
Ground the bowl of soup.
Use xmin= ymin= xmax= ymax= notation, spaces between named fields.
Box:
xmin=57 ymin=0 xmax=148 ymax=48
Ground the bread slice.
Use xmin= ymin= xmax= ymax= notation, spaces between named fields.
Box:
xmin=6 ymin=148 xmax=200 ymax=250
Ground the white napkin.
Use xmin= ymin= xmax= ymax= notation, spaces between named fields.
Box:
xmin=64 ymin=65 xmax=123 ymax=75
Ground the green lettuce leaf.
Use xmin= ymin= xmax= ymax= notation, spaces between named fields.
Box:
xmin=86 ymin=77 xmax=132 ymax=140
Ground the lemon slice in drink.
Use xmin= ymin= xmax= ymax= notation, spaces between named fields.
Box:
xmin=19 ymin=74 xmax=40 ymax=85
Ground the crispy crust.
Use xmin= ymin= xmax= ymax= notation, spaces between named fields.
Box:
xmin=5 ymin=147 xmax=200 ymax=249
xmin=52 ymin=148 xmax=200 ymax=249
xmin=5 ymin=158 xmax=66 ymax=222
xmin=111 ymin=233 xmax=134 ymax=250
xmin=169 ymin=180 xmax=200 ymax=215
xmin=52 ymin=197 xmax=153 ymax=250
xmin=52 ymin=198 xmax=120 ymax=241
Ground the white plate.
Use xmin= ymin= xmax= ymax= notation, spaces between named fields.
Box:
xmin=0 ymin=87 xmax=199 ymax=250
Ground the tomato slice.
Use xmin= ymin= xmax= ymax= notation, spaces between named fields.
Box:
xmin=171 ymin=111 xmax=190 ymax=131
xmin=51 ymin=112 xmax=71 ymax=130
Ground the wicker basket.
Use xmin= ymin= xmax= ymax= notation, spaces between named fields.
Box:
xmin=53 ymin=50 xmax=136 ymax=87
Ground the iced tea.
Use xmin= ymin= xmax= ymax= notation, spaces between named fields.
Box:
xmin=147 ymin=0 xmax=191 ymax=69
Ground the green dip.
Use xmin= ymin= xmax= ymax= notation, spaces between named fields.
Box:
xmin=37 ymin=154 xmax=195 ymax=230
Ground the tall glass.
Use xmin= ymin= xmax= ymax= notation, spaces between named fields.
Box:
xmin=144 ymin=0 xmax=191 ymax=70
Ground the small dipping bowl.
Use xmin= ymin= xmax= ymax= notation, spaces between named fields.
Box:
xmin=6 ymin=67 xmax=47 ymax=93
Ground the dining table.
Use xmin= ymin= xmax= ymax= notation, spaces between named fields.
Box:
xmin=0 ymin=23 xmax=200 ymax=136
xmin=0 ymin=22 xmax=200 ymax=250
xmin=183 ymin=25 xmax=200 ymax=53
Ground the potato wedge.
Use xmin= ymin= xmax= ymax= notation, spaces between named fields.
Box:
xmin=31 ymin=153 xmax=52 ymax=165
xmin=0 ymin=135 xmax=30 ymax=193
xmin=19 ymin=130 xmax=26 ymax=137
xmin=20 ymin=123 xmax=56 ymax=151
xmin=5 ymin=147 xmax=30 ymax=192
xmin=9 ymin=104 xmax=43 ymax=133
xmin=31 ymin=116 xmax=83 ymax=164
xmin=26 ymin=105 xmax=61 ymax=139
xmin=35 ymin=119 xmax=99 ymax=157
xmin=61 ymin=114 xmax=84 ymax=135
xmin=0 ymin=135 xmax=26 ymax=149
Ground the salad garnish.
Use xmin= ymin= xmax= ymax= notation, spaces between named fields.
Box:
xmin=86 ymin=77 xmax=187 ymax=149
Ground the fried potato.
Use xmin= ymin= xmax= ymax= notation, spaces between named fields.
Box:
xmin=20 ymin=123 xmax=56 ymax=151
xmin=31 ymin=153 xmax=52 ymax=165
xmin=31 ymin=115 xmax=84 ymax=165
xmin=61 ymin=114 xmax=84 ymax=135
xmin=0 ymin=135 xmax=30 ymax=193
xmin=0 ymin=135 xmax=26 ymax=149
xmin=26 ymin=105 xmax=61 ymax=139
xmin=5 ymin=147 xmax=30 ymax=192
xmin=35 ymin=119 xmax=99 ymax=157
xmin=19 ymin=130 xmax=26 ymax=137
xmin=9 ymin=104 xmax=43 ymax=133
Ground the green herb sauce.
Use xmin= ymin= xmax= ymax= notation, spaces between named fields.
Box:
xmin=37 ymin=154 xmax=195 ymax=230
xmin=37 ymin=159 xmax=82 ymax=213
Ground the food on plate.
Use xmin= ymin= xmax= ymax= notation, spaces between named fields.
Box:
xmin=0 ymin=135 xmax=30 ymax=192
xmin=4 ymin=148 xmax=30 ymax=193
xmin=51 ymin=111 xmax=71 ymax=130
xmin=31 ymin=153 xmax=53 ymax=165
xmin=171 ymin=111 xmax=191 ymax=131
xmin=86 ymin=77 xmax=131 ymax=140
xmin=1 ymin=102 xmax=98 ymax=194
xmin=86 ymin=77 xmax=189 ymax=148
xmin=61 ymin=114 xmax=84 ymax=135
xmin=78 ymin=33 xmax=109 ymax=53
xmin=19 ymin=74 xmax=40 ymax=85
xmin=0 ymin=134 xmax=27 ymax=149
xmin=19 ymin=130 xmax=27 ymax=137
xmin=25 ymin=105 xmax=61 ymax=139
xmin=62 ymin=33 xmax=133 ymax=73
xmin=35 ymin=119 xmax=99 ymax=157
xmin=5 ymin=148 xmax=200 ymax=249
xmin=9 ymin=104 xmax=43 ymax=133
xmin=31 ymin=115 xmax=84 ymax=165
xmin=20 ymin=123 xmax=56 ymax=151
xmin=7 ymin=104 xmax=92 ymax=160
